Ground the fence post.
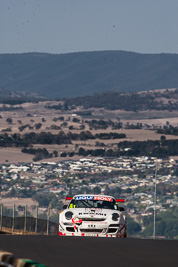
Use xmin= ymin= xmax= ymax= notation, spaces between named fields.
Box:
xmin=24 ymin=204 xmax=27 ymax=232
xmin=47 ymin=208 xmax=50 ymax=235
xmin=12 ymin=204 xmax=15 ymax=232
xmin=35 ymin=205 xmax=38 ymax=233
xmin=0 ymin=204 xmax=3 ymax=230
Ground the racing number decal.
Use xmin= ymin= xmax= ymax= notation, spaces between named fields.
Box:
xmin=69 ymin=204 xmax=76 ymax=208
xmin=88 ymin=224 xmax=96 ymax=228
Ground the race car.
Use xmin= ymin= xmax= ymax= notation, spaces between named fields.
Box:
xmin=59 ymin=194 xmax=127 ymax=237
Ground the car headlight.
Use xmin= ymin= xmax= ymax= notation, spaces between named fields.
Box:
xmin=112 ymin=213 xmax=120 ymax=221
xmin=65 ymin=211 xmax=73 ymax=220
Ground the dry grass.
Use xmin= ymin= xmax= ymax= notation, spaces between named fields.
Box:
xmin=0 ymin=197 xmax=38 ymax=206
xmin=0 ymin=101 xmax=178 ymax=163
xmin=0 ymin=148 xmax=33 ymax=164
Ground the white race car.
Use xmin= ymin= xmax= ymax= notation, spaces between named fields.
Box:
xmin=59 ymin=194 xmax=127 ymax=237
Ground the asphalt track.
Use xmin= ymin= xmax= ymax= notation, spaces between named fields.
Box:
xmin=0 ymin=235 xmax=177 ymax=267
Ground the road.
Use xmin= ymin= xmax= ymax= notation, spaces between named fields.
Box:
xmin=0 ymin=235 xmax=177 ymax=267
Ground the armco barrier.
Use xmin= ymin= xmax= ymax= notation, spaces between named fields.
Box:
xmin=0 ymin=250 xmax=48 ymax=267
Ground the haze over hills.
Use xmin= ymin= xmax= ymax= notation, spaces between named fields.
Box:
xmin=1 ymin=50 xmax=178 ymax=99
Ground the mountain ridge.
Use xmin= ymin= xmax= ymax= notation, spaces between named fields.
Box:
xmin=1 ymin=50 xmax=178 ymax=98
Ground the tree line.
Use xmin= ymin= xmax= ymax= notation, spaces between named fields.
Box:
xmin=0 ymin=131 xmax=126 ymax=148
xmin=76 ymin=139 xmax=178 ymax=158
xmin=61 ymin=90 xmax=178 ymax=111
xmin=142 ymin=206 xmax=178 ymax=239
xmin=21 ymin=147 xmax=58 ymax=161
xmin=157 ymin=126 xmax=178 ymax=136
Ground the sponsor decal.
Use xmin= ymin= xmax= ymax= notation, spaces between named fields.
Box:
xmin=94 ymin=196 xmax=113 ymax=202
xmin=75 ymin=196 xmax=94 ymax=200
xmin=85 ymin=208 xmax=102 ymax=213
xmin=75 ymin=196 xmax=113 ymax=202
xmin=71 ymin=215 xmax=83 ymax=231
xmin=79 ymin=212 xmax=107 ymax=216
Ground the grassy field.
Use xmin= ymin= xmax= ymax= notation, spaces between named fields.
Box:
xmin=0 ymin=100 xmax=178 ymax=164
xmin=0 ymin=197 xmax=38 ymax=206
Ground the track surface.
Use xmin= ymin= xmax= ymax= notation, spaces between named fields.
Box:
xmin=0 ymin=235 xmax=177 ymax=267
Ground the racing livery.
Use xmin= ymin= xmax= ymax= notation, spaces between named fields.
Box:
xmin=59 ymin=194 xmax=127 ymax=237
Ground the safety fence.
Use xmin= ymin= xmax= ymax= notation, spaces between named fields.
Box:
xmin=0 ymin=203 xmax=59 ymax=235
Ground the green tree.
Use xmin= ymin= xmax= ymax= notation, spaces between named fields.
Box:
xmin=6 ymin=117 xmax=13 ymax=124
xmin=53 ymin=150 xmax=58 ymax=157
xmin=93 ymin=186 xmax=101 ymax=194
xmin=35 ymin=123 xmax=42 ymax=130
xmin=127 ymin=215 xmax=141 ymax=236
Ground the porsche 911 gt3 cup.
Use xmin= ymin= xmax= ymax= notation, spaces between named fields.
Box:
xmin=59 ymin=194 xmax=127 ymax=237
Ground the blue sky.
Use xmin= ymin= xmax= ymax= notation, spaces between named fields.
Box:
xmin=1 ymin=0 xmax=178 ymax=54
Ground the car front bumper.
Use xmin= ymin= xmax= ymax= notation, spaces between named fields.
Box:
xmin=59 ymin=222 xmax=126 ymax=237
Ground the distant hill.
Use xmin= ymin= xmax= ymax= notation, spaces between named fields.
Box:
xmin=1 ymin=51 xmax=178 ymax=99
xmin=63 ymin=89 xmax=178 ymax=111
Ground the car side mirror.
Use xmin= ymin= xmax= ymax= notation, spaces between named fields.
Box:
xmin=119 ymin=207 xmax=125 ymax=211
xmin=63 ymin=205 xmax=68 ymax=209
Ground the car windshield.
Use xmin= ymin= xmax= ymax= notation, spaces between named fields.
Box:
xmin=69 ymin=198 xmax=118 ymax=210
